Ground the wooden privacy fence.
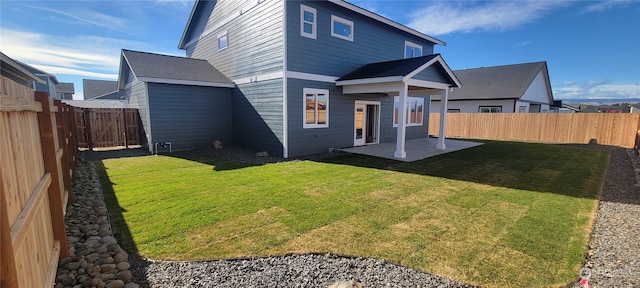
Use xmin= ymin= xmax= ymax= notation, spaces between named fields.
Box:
xmin=1 ymin=75 xmax=77 ymax=288
xmin=74 ymin=107 xmax=140 ymax=150
xmin=429 ymin=113 xmax=640 ymax=149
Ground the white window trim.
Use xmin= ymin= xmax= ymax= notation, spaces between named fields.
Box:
xmin=404 ymin=41 xmax=423 ymax=58
xmin=303 ymin=88 xmax=329 ymax=129
xmin=393 ymin=96 xmax=424 ymax=127
xmin=331 ymin=15 xmax=354 ymax=41
xmin=217 ymin=32 xmax=228 ymax=50
xmin=300 ymin=5 xmax=316 ymax=39
xmin=479 ymin=106 xmax=502 ymax=113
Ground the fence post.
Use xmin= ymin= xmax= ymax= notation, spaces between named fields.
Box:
xmin=36 ymin=93 xmax=69 ymax=258
xmin=84 ymin=108 xmax=93 ymax=151
xmin=54 ymin=100 xmax=73 ymax=205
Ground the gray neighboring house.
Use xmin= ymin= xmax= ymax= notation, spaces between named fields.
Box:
xmin=54 ymin=83 xmax=75 ymax=100
xmin=431 ymin=62 xmax=554 ymax=113
xmin=83 ymin=79 xmax=124 ymax=100
xmin=121 ymin=0 xmax=461 ymax=158
xmin=14 ymin=60 xmax=59 ymax=98
xmin=9 ymin=57 xmax=75 ymax=100
xmin=1 ymin=52 xmax=45 ymax=88
xmin=119 ymin=49 xmax=235 ymax=153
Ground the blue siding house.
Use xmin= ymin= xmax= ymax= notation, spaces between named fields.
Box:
xmin=125 ymin=0 xmax=461 ymax=158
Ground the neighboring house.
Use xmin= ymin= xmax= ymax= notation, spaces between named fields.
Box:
xmin=54 ymin=83 xmax=75 ymax=100
xmin=123 ymin=0 xmax=460 ymax=158
xmin=550 ymin=100 xmax=579 ymax=113
xmin=1 ymin=52 xmax=45 ymax=88
xmin=13 ymin=60 xmax=60 ymax=99
xmin=431 ymin=62 xmax=554 ymax=113
xmin=83 ymin=79 xmax=125 ymax=100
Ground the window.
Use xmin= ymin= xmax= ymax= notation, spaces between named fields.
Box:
xmin=479 ymin=106 xmax=502 ymax=113
xmin=405 ymin=41 xmax=422 ymax=58
xmin=304 ymin=88 xmax=329 ymax=128
xmin=217 ymin=32 xmax=228 ymax=50
xmin=393 ymin=97 xmax=424 ymax=127
xmin=331 ymin=15 xmax=353 ymax=41
xmin=447 ymin=109 xmax=461 ymax=113
xmin=300 ymin=5 xmax=316 ymax=39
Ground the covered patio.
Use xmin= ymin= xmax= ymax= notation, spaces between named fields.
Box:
xmin=335 ymin=54 xmax=462 ymax=159
xmin=339 ymin=137 xmax=483 ymax=162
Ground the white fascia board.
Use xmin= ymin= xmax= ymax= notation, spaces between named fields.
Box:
xmin=286 ymin=71 xmax=338 ymax=83
xmin=335 ymin=76 xmax=403 ymax=87
xmin=341 ymin=82 xmax=404 ymax=94
xmin=138 ymin=77 xmax=235 ymax=88
xmin=405 ymin=79 xmax=450 ymax=90
xmin=118 ymin=51 xmax=136 ymax=90
xmin=327 ymin=0 xmax=445 ymax=46
xmin=178 ymin=0 xmax=200 ymax=49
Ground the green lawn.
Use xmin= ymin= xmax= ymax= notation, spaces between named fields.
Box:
xmin=97 ymin=141 xmax=609 ymax=287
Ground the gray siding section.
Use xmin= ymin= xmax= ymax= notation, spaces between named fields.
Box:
xmin=286 ymin=1 xmax=436 ymax=77
xmin=233 ymin=79 xmax=284 ymax=156
xmin=412 ymin=66 xmax=450 ymax=83
xmin=125 ymin=82 xmax=150 ymax=151
xmin=186 ymin=0 xmax=284 ymax=80
xmin=147 ymin=83 xmax=233 ymax=151
xmin=287 ymin=79 xmax=429 ymax=157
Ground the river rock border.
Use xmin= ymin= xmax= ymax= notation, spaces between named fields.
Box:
xmin=54 ymin=159 xmax=138 ymax=288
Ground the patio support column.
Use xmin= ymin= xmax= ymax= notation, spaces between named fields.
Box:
xmin=394 ymin=83 xmax=408 ymax=158
xmin=436 ymin=88 xmax=449 ymax=150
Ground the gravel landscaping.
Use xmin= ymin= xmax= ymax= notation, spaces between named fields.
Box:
xmin=57 ymin=145 xmax=640 ymax=287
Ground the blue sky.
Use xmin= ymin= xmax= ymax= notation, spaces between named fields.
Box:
xmin=1 ymin=0 xmax=638 ymax=101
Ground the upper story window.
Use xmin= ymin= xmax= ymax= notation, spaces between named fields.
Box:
xmin=405 ymin=41 xmax=422 ymax=58
xmin=331 ymin=15 xmax=354 ymax=41
xmin=300 ymin=5 xmax=316 ymax=39
xmin=393 ymin=96 xmax=424 ymax=127
xmin=479 ymin=106 xmax=502 ymax=113
xmin=304 ymin=88 xmax=329 ymax=128
xmin=218 ymin=32 xmax=228 ymax=50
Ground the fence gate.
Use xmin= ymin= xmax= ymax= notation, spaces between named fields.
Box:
xmin=75 ymin=108 xmax=140 ymax=150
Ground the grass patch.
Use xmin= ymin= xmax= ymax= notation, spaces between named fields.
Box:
xmin=98 ymin=141 xmax=608 ymax=287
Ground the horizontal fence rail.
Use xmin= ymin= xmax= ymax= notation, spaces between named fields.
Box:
xmin=429 ymin=113 xmax=640 ymax=149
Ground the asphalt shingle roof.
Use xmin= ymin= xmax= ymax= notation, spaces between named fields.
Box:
xmin=449 ymin=62 xmax=546 ymax=100
xmin=337 ymin=54 xmax=440 ymax=81
xmin=122 ymin=49 xmax=232 ymax=84
xmin=83 ymin=79 xmax=118 ymax=99
xmin=54 ymin=83 xmax=75 ymax=94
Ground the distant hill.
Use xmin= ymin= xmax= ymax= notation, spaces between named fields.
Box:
xmin=561 ymin=98 xmax=640 ymax=106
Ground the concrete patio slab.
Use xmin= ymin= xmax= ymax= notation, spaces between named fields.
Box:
xmin=339 ymin=138 xmax=483 ymax=162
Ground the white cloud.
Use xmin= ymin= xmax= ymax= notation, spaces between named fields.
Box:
xmin=26 ymin=5 xmax=129 ymax=33
xmin=0 ymin=28 xmax=129 ymax=78
xmin=582 ymin=0 xmax=632 ymax=13
xmin=553 ymin=81 xmax=640 ymax=100
xmin=407 ymin=1 xmax=568 ymax=35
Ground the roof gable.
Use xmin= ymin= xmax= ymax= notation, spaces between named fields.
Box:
xmin=336 ymin=54 xmax=460 ymax=88
xmin=449 ymin=62 xmax=549 ymax=101
xmin=83 ymin=79 xmax=119 ymax=99
xmin=178 ymin=0 xmax=445 ymax=50
xmin=118 ymin=49 xmax=233 ymax=88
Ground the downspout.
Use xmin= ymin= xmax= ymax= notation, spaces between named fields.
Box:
xmin=282 ymin=0 xmax=289 ymax=158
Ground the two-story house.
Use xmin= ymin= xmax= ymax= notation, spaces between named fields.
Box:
xmin=121 ymin=0 xmax=460 ymax=158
